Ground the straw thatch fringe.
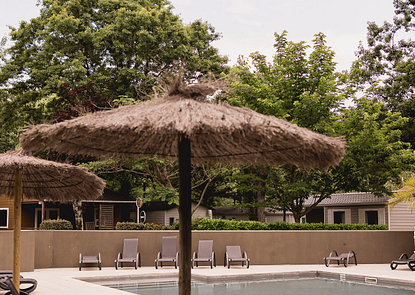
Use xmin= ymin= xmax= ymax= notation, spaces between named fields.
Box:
xmin=20 ymin=82 xmax=346 ymax=170
xmin=0 ymin=149 xmax=105 ymax=202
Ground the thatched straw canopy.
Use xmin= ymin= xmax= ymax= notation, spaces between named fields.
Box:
xmin=0 ymin=149 xmax=105 ymax=202
xmin=20 ymin=84 xmax=345 ymax=170
xmin=1 ymin=149 xmax=105 ymax=291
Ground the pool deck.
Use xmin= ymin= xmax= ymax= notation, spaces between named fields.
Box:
xmin=12 ymin=264 xmax=415 ymax=294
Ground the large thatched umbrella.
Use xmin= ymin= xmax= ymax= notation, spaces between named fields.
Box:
xmin=0 ymin=149 xmax=105 ymax=291
xmin=20 ymin=82 xmax=346 ymax=295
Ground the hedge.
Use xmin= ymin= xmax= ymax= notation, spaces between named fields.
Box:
xmin=116 ymin=219 xmax=388 ymax=231
xmin=39 ymin=219 xmax=73 ymax=230
xmin=116 ymin=222 xmax=175 ymax=230
xmin=187 ymin=218 xmax=388 ymax=230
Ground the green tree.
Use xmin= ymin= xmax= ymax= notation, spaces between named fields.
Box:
xmin=225 ymin=31 xmax=346 ymax=222
xmin=332 ymin=98 xmax=413 ymax=193
xmin=289 ymin=97 xmax=414 ymax=223
xmin=226 ymin=31 xmax=414 ymax=222
xmin=82 ymin=156 xmax=228 ymax=216
xmin=350 ymin=0 xmax=415 ymax=147
xmin=0 ymin=0 xmax=228 ymax=150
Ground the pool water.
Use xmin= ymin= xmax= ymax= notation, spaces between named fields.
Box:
xmin=105 ymin=278 xmax=415 ymax=295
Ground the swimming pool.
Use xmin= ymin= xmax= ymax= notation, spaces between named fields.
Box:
xmin=104 ymin=278 xmax=415 ymax=295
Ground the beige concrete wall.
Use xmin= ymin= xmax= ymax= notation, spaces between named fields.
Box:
xmin=195 ymin=230 xmax=413 ymax=266
xmin=0 ymin=231 xmax=36 ymax=271
xmin=32 ymin=230 xmax=180 ymax=268
xmin=0 ymin=230 xmax=413 ymax=270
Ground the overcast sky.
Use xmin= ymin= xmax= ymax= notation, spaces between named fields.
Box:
xmin=0 ymin=0 xmax=396 ymax=71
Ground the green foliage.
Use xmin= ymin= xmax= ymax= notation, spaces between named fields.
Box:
xmin=188 ymin=218 xmax=388 ymax=230
xmin=0 ymin=0 xmax=228 ymax=149
xmin=140 ymin=185 xmax=179 ymax=204
xmin=83 ymin=157 xmax=231 ymax=208
xmin=226 ymin=31 xmax=343 ymax=129
xmin=223 ymin=32 xmax=347 ymax=222
xmin=82 ymin=157 xmax=180 ymax=203
xmin=1 ymin=0 xmax=227 ymax=99
xmin=115 ymin=221 xmax=174 ymax=230
xmin=39 ymin=219 xmax=73 ymax=230
xmin=224 ymin=30 xmax=415 ymax=223
xmin=331 ymin=97 xmax=415 ymax=195
xmin=350 ymin=0 xmax=415 ymax=149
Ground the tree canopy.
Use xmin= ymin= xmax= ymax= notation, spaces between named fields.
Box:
xmin=350 ymin=0 xmax=415 ymax=148
xmin=223 ymin=30 xmax=414 ymax=222
xmin=0 ymin=0 xmax=228 ymax=151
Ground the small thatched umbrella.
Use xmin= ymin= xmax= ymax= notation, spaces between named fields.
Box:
xmin=20 ymin=82 xmax=346 ymax=295
xmin=0 ymin=149 xmax=105 ymax=291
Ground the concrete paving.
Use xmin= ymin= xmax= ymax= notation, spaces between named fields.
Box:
xmin=8 ymin=264 xmax=415 ymax=294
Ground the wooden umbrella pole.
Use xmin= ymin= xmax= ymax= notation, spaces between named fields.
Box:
xmin=178 ymin=136 xmax=192 ymax=295
xmin=13 ymin=168 xmax=23 ymax=292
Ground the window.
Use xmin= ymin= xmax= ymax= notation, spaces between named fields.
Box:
xmin=366 ymin=211 xmax=378 ymax=225
xmin=0 ymin=208 xmax=9 ymax=229
xmin=169 ymin=217 xmax=175 ymax=226
xmin=358 ymin=208 xmax=385 ymax=225
xmin=334 ymin=211 xmax=345 ymax=224
xmin=327 ymin=208 xmax=351 ymax=224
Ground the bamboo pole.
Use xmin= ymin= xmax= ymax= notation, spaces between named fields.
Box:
xmin=178 ymin=136 xmax=192 ymax=295
xmin=13 ymin=168 xmax=23 ymax=292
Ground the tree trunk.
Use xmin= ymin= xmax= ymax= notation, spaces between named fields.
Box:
xmin=257 ymin=188 xmax=266 ymax=222
xmin=292 ymin=210 xmax=301 ymax=223
xmin=253 ymin=166 xmax=267 ymax=223
xmin=72 ymin=201 xmax=84 ymax=230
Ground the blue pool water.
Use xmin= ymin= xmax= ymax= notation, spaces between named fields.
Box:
xmin=105 ymin=278 xmax=415 ymax=295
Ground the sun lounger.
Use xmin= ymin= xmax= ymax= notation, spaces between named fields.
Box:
xmin=79 ymin=253 xmax=101 ymax=270
xmin=0 ymin=276 xmax=19 ymax=295
xmin=115 ymin=238 xmax=141 ymax=269
xmin=390 ymin=252 xmax=415 ymax=271
xmin=192 ymin=240 xmax=216 ymax=268
xmin=224 ymin=245 xmax=250 ymax=268
xmin=0 ymin=275 xmax=38 ymax=294
xmin=155 ymin=236 xmax=178 ymax=269
xmin=0 ymin=271 xmax=23 ymax=280
xmin=324 ymin=250 xmax=357 ymax=267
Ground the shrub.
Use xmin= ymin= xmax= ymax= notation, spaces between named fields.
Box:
xmin=185 ymin=218 xmax=388 ymax=230
xmin=115 ymin=222 xmax=175 ymax=230
xmin=39 ymin=219 xmax=73 ymax=230
xmin=116 ymin=218 xmax=388 ymax=230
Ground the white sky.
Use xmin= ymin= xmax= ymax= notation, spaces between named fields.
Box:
xmin=0 ymin=0 xmax=396 ymax=72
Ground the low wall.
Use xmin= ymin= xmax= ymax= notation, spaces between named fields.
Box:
xmin=0 ymin=231 xmax=35 ymax=272
xmin=0 ymin=230 xmax=413 ymax=271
